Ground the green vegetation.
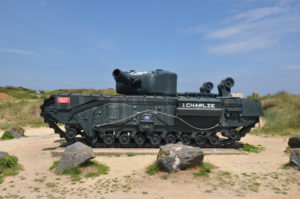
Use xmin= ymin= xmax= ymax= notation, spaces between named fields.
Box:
xmin=0 ymin=86 xmax=116 ymax=130
xmin=0 ymin=86 xmax=116 ymax=99
xmin=194 ymin=162 xmax=216 ymax=177
xmin=0 ymin=98 xmax=45 ymax=130
xmin=281 ymin=162 xmax=300 ymax=171
xmin=45 ymin=88 xmax=116 ymax=96
xmin=49 ymin=160 xmax=109 ymax=181
xmin=49 ymin=161 xmax=59 ymax=171
xmin=0 ymin=86 xmax=39 ymax=99
xmin=45 ymin=182 xmax=57 ymax=188
xmin=0 ymin=131 xmax=14 ymax=140
xmin=0 ymin=156 xmax=22 ymax=184
xmin=146 ymin=162 xmax=159 ymax=175
xmin=161 ymin=174 xmax=170 ymax=180
xmin=83 ymin=161 xmax=109 ymax=178
xmin=250 ymin=91 xmax=300 ymax=136
xmin=241 ymin=143 xmax=265 ymax=153
xmin=126 ymin=152 xmax=136 ymax=157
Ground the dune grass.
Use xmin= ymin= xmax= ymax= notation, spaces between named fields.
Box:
xmin=0 ymin=99 xmax=45 ymax=130
xmin=250 ymin=91 xmax=300 ymax=136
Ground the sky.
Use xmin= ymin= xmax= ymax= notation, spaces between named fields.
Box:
xmin=0 ymin=0 xmax=300 ymax=96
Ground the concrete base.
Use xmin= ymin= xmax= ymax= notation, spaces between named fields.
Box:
xmin=51 ymin=147 xmax=244 ymax=157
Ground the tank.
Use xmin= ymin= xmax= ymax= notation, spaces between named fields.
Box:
xmin=40 ymin=69 xmax=263 ymax=147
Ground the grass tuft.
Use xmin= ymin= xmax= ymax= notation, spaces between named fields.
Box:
xmin=0 ymin=155 xmax=22 ymax=184
xmin=84 ymin=160 xmax=109 ymax=178
xmin=49 ymin=160 xmax=109 ymax=181
xmin=49 ymin=161 xmax=59 ymax=171
xmin=194 ymin=162 xmax=216 ymax=177
xmin=126 ymin=152 xmax=136 ymax=157
xmin=45 ymin=182 xmax=57 ymax=188
xmin=241 ymin=143 xmax=264 ymax=153
xmin=146 ymin=162 xmax=159 ymax=176
xmin=0 ymin=132 xmax=14 ymax=140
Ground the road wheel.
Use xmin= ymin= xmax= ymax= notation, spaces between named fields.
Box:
xmin=150 ymin=133 xmax=161 ymax=146
xmin=165 ymin=134 xmax=176 ymax=144
xmin=195 ymin=134 xmax=206 ymax=147
xmin=103 ymin=134 xmax=115 ymax=146
xmin=180 ymin=134 xmax=191 ymax=145
xmin=119 ymin=134 xmax=131 ymax=146
xmin=134 ymin=134 xmax=146 ymax=146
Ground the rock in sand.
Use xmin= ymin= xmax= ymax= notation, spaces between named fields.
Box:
xmin=288 ymin=136 xmax=300 ymax=148
xmin=56 ymin=142 xmax=95 ymax=172
xmin=7 ymin=127 xmax=25 ymax=138
xmin=290 ymin=148 xmax=300 ymax=167
xmin=156 ymin=142 xmax=204 ymax=173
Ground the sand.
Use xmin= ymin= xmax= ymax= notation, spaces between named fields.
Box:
xmin=0 ymin=127 xmax=299 ymax=199
xmin=0 ymin=93 xmax=12 ymax=99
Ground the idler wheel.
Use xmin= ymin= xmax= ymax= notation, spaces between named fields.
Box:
xmin=165 ymin=134 xmax=176 ymax=144
xmin=209 ymin=135 xmax=219 ymax=146
xmin=65 ymin=128 xmax=77 ymax=141
xmin=180 ymin=134 xmax=191 ymax=145
xmin=228 ymin=129 xmax=240 ymax=141
xmin=195 ymin=134 xmax=206 ymax=146
xmin=150 ymin=133 xmax=161 ymax=146
xmin=119 ymin=134 xmax=131 ymax=146
xmin=103 ymin=134 xmax=115 ymax=146
xmin=134 ymin=134 xmax=146 ymax=146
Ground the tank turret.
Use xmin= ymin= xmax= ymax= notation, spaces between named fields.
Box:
xmin=113 ymin=69 xmax=177 ymax=96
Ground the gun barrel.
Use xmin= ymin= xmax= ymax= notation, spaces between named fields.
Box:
xmin=112 ymin=69 xmax=131 ymax=84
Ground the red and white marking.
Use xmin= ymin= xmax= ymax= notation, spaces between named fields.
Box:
xmin=57 ymin=97 xmax=71 ymax=104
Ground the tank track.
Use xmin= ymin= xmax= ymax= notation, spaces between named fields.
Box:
xmin=42 ymin=116 xmax=254 ymax=148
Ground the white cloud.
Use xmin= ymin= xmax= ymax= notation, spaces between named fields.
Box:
xmin=0 ymin=48 xmax=38 ymax=56
xmin=181 ymin=0 xmax=300 ymax=55
xmin=229 ymin=6 xmax=287 ymax=22
xmin=209 ymin=38 xmax=276 ymax=55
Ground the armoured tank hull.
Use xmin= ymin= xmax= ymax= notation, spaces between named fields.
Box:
xmin=40 ymin=79 xmax=263 ymax=148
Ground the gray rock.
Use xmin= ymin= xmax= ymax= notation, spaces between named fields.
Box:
xmin=156 ymin=142 xmax=204 ymax=173
xmin=7 ymin=127 xmax=25 ymax=138
xmin=290 ymin=148 xmax=300 ymax=167
xmin=56 ymin=142 xmax=95 ymax=172
xmin=0 ymin=152 xmax=9 ymax=160
xmin=288 ymin=136 xmax=300 ymax=148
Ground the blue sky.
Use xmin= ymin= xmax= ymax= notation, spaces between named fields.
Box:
xmin=0 ymin=0 xmax=300 ymax=96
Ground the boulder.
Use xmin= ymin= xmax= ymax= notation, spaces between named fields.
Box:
xmin=0 ymin=152 xmax=9 ymax=160
xmin=7 ymin=127 xmax=25 ymax=138
xmin=56 ymin=142 xmax=95 ymax=172
xmin=156 ymin=142 xmax=204 ymax=173
xmin=288 ymin=136 xmax=300 ymax=148
xmin=289 ymin=148 xmax=300 ymax=167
